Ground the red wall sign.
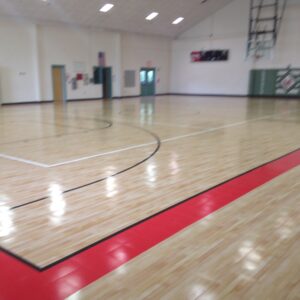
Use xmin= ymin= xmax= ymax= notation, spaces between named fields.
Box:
xmin=191 ymin=50 xmax=229 ymax=62
xmin=191 ymin=51 xmax=202 ymax=62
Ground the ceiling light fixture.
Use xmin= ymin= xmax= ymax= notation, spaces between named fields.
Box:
xmin=100 ymin=3 xmax=114 ymax=13
xmin=172 ymin=17 xmax=184 ymax=25
xmin=146 ymin=12 xmax=159 ymax=21
xmin=41 ymin=0 xmax=50 ymax=4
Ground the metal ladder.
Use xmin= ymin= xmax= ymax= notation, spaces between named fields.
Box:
xmin=247 ymin=0 xmax=287 ymax=58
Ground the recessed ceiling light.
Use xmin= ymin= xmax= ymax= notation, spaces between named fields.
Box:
xmin=41 ymin=0 xmax=51 ymax=5
xmin=100 ymin=3 xmax=114 ymax=13
xmin=172 ymin=17 xmax=184 ymax=25
xmin=146 ymin=12 xmax=159 ymax=21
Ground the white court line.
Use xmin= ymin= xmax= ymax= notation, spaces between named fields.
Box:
xmin=47 ymin=111 xmax=290 ymax=168
xmin=48 ymin=142 xmax=155 ymax=168
xmin=0 ymin=153 xmax=49 ymax=168
xmin=145 ymin=121 xmax=200 ymax=129
xmin=0 ymin=110 xmax=292 ymax=168
xmin=162 ymin=115 xmax=272 ymax=143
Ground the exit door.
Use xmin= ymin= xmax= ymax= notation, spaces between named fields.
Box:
xmin=140 ymin=68 xmax=156 ymax=96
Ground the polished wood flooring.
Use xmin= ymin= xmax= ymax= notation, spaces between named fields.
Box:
xmin=0 ymin=96 xmax=300 ymax=298
xmin=68 ymin=165 xmax=300 ymax=300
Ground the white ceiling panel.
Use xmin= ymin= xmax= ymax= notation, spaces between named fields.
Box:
xmin=0 ymin=0 xmax=234 ymax=37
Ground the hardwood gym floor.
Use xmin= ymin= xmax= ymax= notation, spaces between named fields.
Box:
xmin=0 ymin=95 xmax=299 ymax=299
xmin=69 ymin=166 xmax=300 ymax=300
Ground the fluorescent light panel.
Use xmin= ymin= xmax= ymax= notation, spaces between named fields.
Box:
xmin=146 ymin=12 xmax=159 ymax=21
xmin=172 ymin=17 xmax=184 ymax=25
xmin=100 ymin=3 xmax=114 ymax=12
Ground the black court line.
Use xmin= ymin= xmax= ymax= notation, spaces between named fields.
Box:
xmin=0 ymin=246 xmax=42 ymax=272
xmin=10 ymin=124 xmax=161 ymax=210
xmin=31 ymin=120 xmax=111 ymax=131
xmin=0 ymin=119 xmax=111 ymax=131
xmin=1 ymin=146 xmax=300 ymax=272
xmin=0 ymin=119 xmax=112 ymax=146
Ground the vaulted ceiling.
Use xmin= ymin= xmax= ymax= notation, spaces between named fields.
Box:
xmin=0 ymin=0 xmax=234 ymax=37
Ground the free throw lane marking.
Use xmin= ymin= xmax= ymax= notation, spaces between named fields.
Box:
xmin=0 ymin=153 xmax=49 ymax=168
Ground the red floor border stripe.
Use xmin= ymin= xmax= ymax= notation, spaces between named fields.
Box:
xmin=1 ymin=149 xmax=300 ymax=300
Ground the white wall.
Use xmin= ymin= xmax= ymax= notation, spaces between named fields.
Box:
xmin=0 ymin=17 xmax=40 ymax=103
xmin=121 ymin=33 xmax=171 ymax=96
xmin=0 ymin=17 xmax=171 ymax=103
xmin=2 ymin=0 xmax=298 ymax=102
xmin=256 ymin=2 xmax=300 ymax=68
xmin=171 ymin=0 xmax=300 ymax=95
xmin=38 ymin=24 xmax=122 ymax=101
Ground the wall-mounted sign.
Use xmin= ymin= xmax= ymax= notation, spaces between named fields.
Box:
xmin=76 ymin=73 xmax=83 ymax=80
xmin=191 ymin=50 xmax=229 ymax=62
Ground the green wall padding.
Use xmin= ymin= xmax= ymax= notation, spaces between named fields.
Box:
xmin=249 ymin=68 xmax=300 ymax=97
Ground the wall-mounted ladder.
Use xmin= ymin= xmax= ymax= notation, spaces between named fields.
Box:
xmin=247 ymin=0 xmax=287 ymax=58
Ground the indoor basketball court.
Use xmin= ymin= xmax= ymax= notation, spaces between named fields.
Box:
xmin=0 ymin=0 xmax=299 ymax=299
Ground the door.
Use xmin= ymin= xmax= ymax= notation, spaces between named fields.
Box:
xmin=103 ymin=67 xmax=112 ymax=99
xmin=52 ymin=66 xmax=66 ymax=103
xmin=140 ymin=68 xmax=156 ymax=96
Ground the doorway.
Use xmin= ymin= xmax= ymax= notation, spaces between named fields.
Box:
xmin=93 ymin=66 xmax=113 ymax=99
xmin=103 ymin=67 xmax=112 ymax=99
xmin=140 ymin=68 xmax=156 ymax=96
xmin=52 ymin=65 xmax=67 ymax=103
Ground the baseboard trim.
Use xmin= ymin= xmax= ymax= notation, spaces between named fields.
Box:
xmin=170 ymin=93 xmax=300 ymax=99
xmin=1 ymin=100 xmax=53 ymax=106
xmin=113 ymin=95 xmax=140 ymax=99
xmin=248 ymin=95 xmax=300 ymax=99
xmin=67 ymin=98 xmax=103 ymax=102
xmin=2 ymin=93 xmax=299 ymax=106
xmin=170 ymin=93 xmax=247 ymax=98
